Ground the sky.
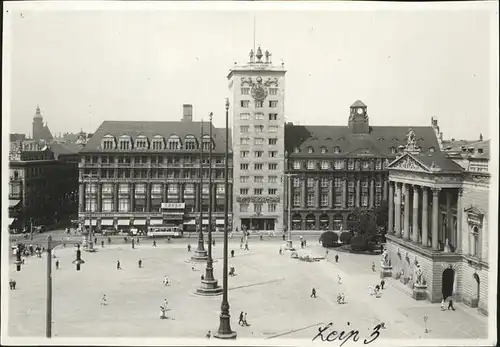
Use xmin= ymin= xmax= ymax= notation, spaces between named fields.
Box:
xmin=4 ymin=2 xmax=497 ymax=141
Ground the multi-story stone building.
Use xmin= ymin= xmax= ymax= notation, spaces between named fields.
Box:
xmin=8 ymin=141 xmax=79 ymax=230
xmin=385 ymin=132 xmax=490 ymax=315
xmin=228 ymin=47 xmax=286 ymax=232
xmin=284 ymin=101 xmax=441 ymax=231
xmin=77 ymin=105 xmax=233 ymax=232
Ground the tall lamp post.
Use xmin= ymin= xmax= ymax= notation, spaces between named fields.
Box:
xmin=197 ymin=113 xmax=222 ymax=296
xmin=214 ymin=98 xmax=237 ymax=339
xmin=82 ymin=173 xmax=99 ymax=252
xmin=284 ymin=172 xmax=297 ymax=250
xmin=14 ymin=236 xmax=84 ymax=338
xmin=191 ymin=120 xmax=208 ymax=262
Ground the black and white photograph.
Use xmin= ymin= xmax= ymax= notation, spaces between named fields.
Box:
xmin=2 ymin=1 xmax=498 ymax=346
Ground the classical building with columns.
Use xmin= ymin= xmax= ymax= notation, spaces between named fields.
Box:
xmin=284 ymin=100 xmax=441 ymax=231
xmin=385 ymin=132 xmax=490 ymax=315
xmin=77 ymin=104 xmax=233 ymax=232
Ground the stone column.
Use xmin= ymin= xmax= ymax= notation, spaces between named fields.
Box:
xmin=388 ymin=182 xmax=394 ymax=234
xmin=383 ymin=179 xmax=388 ymax=201
xmin=446 ymin=190 xmax=453 ymax=247
xmin=195 ymin=183 xmax=200 ymax=212
xmin=130 ymin=183 xmax=135 ymax=213
xmin=301 ymin=179 xmax=307 ymax=208
xmin=146 ymin=183 xmax=151 ymax=212
xmin=403 ymin=184 xmax=410 ymax=240
xmin=79 ymin=183 xmax=84 ymax=212
xmin=97 ymin=183 xmax=102 ymax=212
xmin=356 ymin=178 xmax=361 ymax=208
xmin=422 ymin=187 xmax=429 ymax=247
xmin=369 ymin=178 xmax=375 ymax=208
xmin=163 ymin=183 xmax=168 ymax=203
xmin=432 ymin=188 xmax=440 ymax=250
xmin=328 ymin=179 xmax=334 ymax=209
xmin=394 ymin=183 xmax=401 ymax=237
xmin=211 ymin=183 xmax=217 ymax=211
xmin=228 ymin=183 xmax=233 ymax=212
xmin=179 ymin=183 xmax=185 ymax=203
xmin=342 ymin=178 xmax=347 ymax=209
xmin=457 ymin=188 xmax=463 ymax=253
xmin=315 ymin=179 xmax=320 ymax=208
xmin=412 ymin=185 xmax=419 ymax=242
xmin=114 ymin=183 xmax=119 ymax=212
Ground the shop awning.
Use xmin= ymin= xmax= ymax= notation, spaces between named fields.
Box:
xmin=216 ymin=219 xmax=226 ymax=225
xmin=163 ymin=215 xmax=184 ymax=220
xmin=133 ymin=220 xmax=146 ymax=225
xmin=9 ymin=218 xmax=15 ymax=226
xmin=101 ymin=220 xmax=114 ymax=226
xmin=117 ymin=219 xmax=130 ymax=226
xmin=9 ymin=200 xmax=20 ymax=208
xmin=150 ymin=219 xmax=163 ymax=225
xmin=184 ymin=220 xmax=196 ymax=225
xmin=84 ymin=220 xmax=98 ymax=226
xmin=306 ymin=218 xmax=315 ymax=222
xmin=320 ymin=216 xmax=329 ymax=222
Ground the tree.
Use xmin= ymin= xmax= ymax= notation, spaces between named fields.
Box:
xmin=349 ymin=208 xmax=377 ymax=236
xmin=319 ymin=231 xmax=339 ymax=247
xmin=350 ymin=234 xmax=368 ymax=251
xmin=339 ymin=231 xmax=353 ymax=244
xmin=374 ymin=201 xmax=389 ymax=230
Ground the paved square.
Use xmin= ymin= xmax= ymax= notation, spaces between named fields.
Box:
xmin=7 ymin=237 xmax=488 ymax=341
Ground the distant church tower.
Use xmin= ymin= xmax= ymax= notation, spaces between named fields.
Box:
xmin=348 ymin=100 xmax=370 ymax=134
xmin=32 ymin=106 xmax=53 ymax=142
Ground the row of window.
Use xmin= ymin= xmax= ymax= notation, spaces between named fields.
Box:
xmin=240 ymin=113 xmax=279 ymax=121
xmin=84 ymin=200 xmax=229 ymax=213
xmin=84 ymin=169 xmax=230 ymax=180
xmin=83 ymin=156 xmax=226 ymax=165
xmin=240 ymin=163 xmax=279 ymax=171
xmin=240 ymin=125 xmax=279 ymax=133
xmin=239 ymin=175 xmax=279 ymax=183
xmin=239 ymin=203 xmax=277 ymax=213
xmin=240 ymin=137 xmax=278 ymax=145
xmin=85 ymin=183 xmax=226 ymax=195
xmin=292 ymin=159 xmax=390 ymax=170
xmin=291 ymin=192 xmax=383 ymax=208
xmin=239 ymin=188 xmax=279 ymax=195
xmin=240 ymin=150 xmax=279 ymax=158
xmin=293 ymin=146 xmax=435 ymax=155
xmin=101 ymin=134 xmax=214 ymax=151
xmin=291 ymin=177 xmax=383 ymax=188
xmin=240 ymin=100 xmax=278 ymax=108
xmin=241 ymin=87 xmax=278 ymax=95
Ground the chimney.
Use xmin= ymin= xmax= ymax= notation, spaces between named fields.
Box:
xmin=182 ymin=104 xmax=193 ymax=122
xmin=479 ymin=133 xmax=483 ymax=141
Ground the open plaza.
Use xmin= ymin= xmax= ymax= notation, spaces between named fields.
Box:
xmin=7 ymin=235 xmax=488 ymax=341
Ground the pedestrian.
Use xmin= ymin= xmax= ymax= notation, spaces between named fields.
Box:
xmin=117 ymin=260 xmax=121 ymax=270
xmin=108 ymin=237 xmax=111 ymax=244
xmin=187 ymin=244 xmax=191 ymax=252
xmin=260 ymin=234 xmax=263 ymax=241
xmin=341 ymin=293 xmax=346 ymax=304
xmin=243 ymin=312 xmax=248 ymax=326
xmin=101 ymin=294 xmax=107 ymax=306
xmin=447 ymin=298 xmax=456 ymax=311
xmin=206 ymin=330 xmax=211 ymax=338
xmin=335 ymin=254 xmax=339 ymax=263
xmin=279 ymin=248 xmax=282 ymax=255
xmin=55 ymin=259 xmax=60 ymax=270
xmin=212 ymin=239 xmax=215 ymax=246
xmin=231 ymin=249 xmax=234 ymax=257
xmin=244 ymin=242 xmax=249 ymax=251
xmin=311 ymin=288 xmax=317 ymax=298
xmin=337 ymin=275 xmax=342 ymax=284
xmin=164 ymin=298 xmax=168 ymax=310
xmin=132 ymin=239 xmax=135 ymax=249
xmin=12 ymin=280 xmax=17 ymax=290
xmin=372 ymin=262 xmax=376 ymax=272
xmin=201 ymin=274 xmax=205 ymax=280
xmin=164 ymin=276 xmax=170 ymax=286
xmin=9 ymin=279 xmax=14 ymax=290
xmin=440 ymin=299 xmax=446 ymax=311
xmin=304 ymin=239 xmax=307 ymax=247
xmin=136 ymin=237 xmax=140 ymax=244
xmin=153 ymin=240 xmax=157 ymax=247
xmin=238 ymin=311 xmax=244 ymax=325
xmin=101 ymin=240 xmax=104 ymax=248
xmin=380 ymin=279 xmax=385 ymax=290
xmin=160 ymin=306 xmax=166 ymax=319
xmin=325 ymin=249 xmax=329 ymax=258
xmin=282 ymin=234 xmax=285 ymax=241
xmin=192 ymin=265 xmax=196 ymax=271
xmin=138 ymin=259 xmax=142 ymax=268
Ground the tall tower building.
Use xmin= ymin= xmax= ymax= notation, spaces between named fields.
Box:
xmin=227 ymin=46 xmax=287 ymax=232
xmin=32 ymin=106 xmax=53 ymax=142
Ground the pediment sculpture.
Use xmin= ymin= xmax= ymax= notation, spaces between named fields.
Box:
xmin=393 ymin=156 xmax=428 ymax=172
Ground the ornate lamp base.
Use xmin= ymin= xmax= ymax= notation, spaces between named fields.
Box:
xmin=284 ymin=240 xmax=295 ymax=251
xmin=412 ymin=283 xmax=428 ymax=301
xmin=190 ymin=250 xmax=208 ymax=262
xmin=195 ymin=279 xmax=223 ymax=296
xmin=380 ymin=265 xmax=392 ymax=279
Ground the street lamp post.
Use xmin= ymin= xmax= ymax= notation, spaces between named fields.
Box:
xmin=214 ymin=98 xmax=237 ymax=339
xmin=192 ymin=120 xmax=208 ymax=262
xmin=14 ymin=235 xmax=84 ymax=338
xmin=284 ymin=173 xmax=297 ymax=250
xmin=197 ymin=113 xmax=222 ymax=296
xmin=82 ymin=173 xmax=99 ymax=252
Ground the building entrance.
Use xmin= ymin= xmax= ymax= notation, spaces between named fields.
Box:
xmin=241 ymin=218 xmax=275 ymax=231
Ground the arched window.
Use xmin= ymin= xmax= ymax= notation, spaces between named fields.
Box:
xmin=101 ymin=134 xmax=116 ymax=150
xmin=151 ymin=135 xmax=165 ymax=150
xmin=389 ymin=146 xmax=396 ymax=154
xmin=167 ymin=135 xmax=181 ymax=150
xmin=307 ymin=146 xmax=314 ymax=154
xmin=118 ymin=135 xmax=132 ymax=150
xmin=184 ymin=135 xmax=198 ymax=150
xmin=135 ymin=135 xmax=149 ymax=150
xmin=202 ymin=135 xmax=213 ymax=151
xmin=320 ymin=147 xmax=327 ymax=154
xmin=333 ymin=146 xmax=341 ymax=154
xmin=294 ymin=147 xmax=300 ymax=153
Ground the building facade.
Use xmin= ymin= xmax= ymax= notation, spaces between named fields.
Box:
xmin=32 ymin=106 xmax=54 ymax=142
xmin=385 ymin=135 xmax=490 ymax=315
xmin=284 ymin=101 xmax=442 ymax=231
xmin=8 ymin=142 xmax=78 ymax=230
xmin=77 ymin=105 xmax=233 ymax=232
xmin=228 ymin=47 xmax=286 ymax=232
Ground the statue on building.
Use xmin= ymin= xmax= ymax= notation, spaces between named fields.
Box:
xmin=414 ymin=264 xmax=423 ymax=285
xmin=249 ymin=49 xmax=255 ymax=63
xmin=265 ymin=50 xmax=270 ymax=63
xmin=256 ymin=46 xmax=263 ymax=63
xmin=406 ymin=129 xmax=416 ymax=146
xmin=381 ymin=249 xmax=389 ymax=267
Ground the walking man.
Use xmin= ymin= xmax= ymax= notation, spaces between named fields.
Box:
xmin=335 ymin=254 xmax=339 ymax=263
xmin=372 ymin=262 xmax=376 ymax=272
xmin=380 ymin=279 xmax=385 ymax=290
xmin=337 ymin=275 xmax=342 ymax=284
xmin=117 ymin=260 xmax=121 ymax=270
xmin=311 ymin=288 xmax=317 ymax=298
xmin=187 ymin=244 xmax=191 ymax=252
xmin=244 ymin=242 xmax=249 ymax=251
xmin=447 ymin=298 xmax=456 ymax=311
xmin=238 ymin=311 xmax=244 ymax=325
xmin=153 ymin=240 xmax=157 ymax=247
xmin=101 ymin=294 xmax=107 ymax=306
xmin=55 ymin=259 xmax=60 ymax=270
xmin=101 ymin=240 xmax=104 ymax=248
xmin=231 ymin=249 xmax=235 ymax=257
xmin=138 ymin=259 xmax=143 ymax=268
xmin=108 ymin=237 xmax=111 ymax=244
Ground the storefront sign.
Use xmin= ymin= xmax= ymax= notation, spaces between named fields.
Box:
xmin=161 ymin=203 xmax=186 ymax=209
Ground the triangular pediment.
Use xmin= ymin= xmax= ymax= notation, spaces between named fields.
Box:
xmin=388 ymin=153 xmax=431 ymax=173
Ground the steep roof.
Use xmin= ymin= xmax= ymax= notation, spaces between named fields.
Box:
xmin=351 ymin=100 xmax=367 ymax=107
xmin=40 ymin=125 xmax=53 ymax=141
xmin=81 ymin=121 xmax=232 ymax=154
xmin=10 ymin=133 xmax=26 ymax=142
xmin=50 ymin=142 xmax=82 ymax=157
xmin=388 ymin=151 xmax=464 ymax=173
xmin=285 ymin=124 xmax=439 ymax=157
xmin=447 ymin=139 xmax=490 ymax=160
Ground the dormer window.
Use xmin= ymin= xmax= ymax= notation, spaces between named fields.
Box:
xmin=294 ymin=147 xmax=300 ymax=153
xmin=392 ymin=137 xmax=399 ymax=141
xmin=135 ymin=135 xmax=149 ymax=150
xmin=118 ymin=135 xmax=132 ymax=150
xmin=307 ymin=147 xmax=314 ymax=154
xmin=429 ymin=147 xmax=435 ymax=153
xmin=184 ymin=135 xmax=198 ymax=150
xmin=151 ymin=135 xmax=165 ymax=150
xmin=390 ymin=146 xmax=396 ymax=154
xmin=101 ymin=134 xmax=116 ymax=150
xmin=333 ymin=146 xmax=341 ymax=154
xmin=167 ymin=135 xmax=181 ymax=150
xmin=378 ymin=137 xmax=384 ymax=141
xmin=478 ymin=148 xmax=484 ymax=154
xmin=202 ymin=135 xmax=213 ymax=151
xmin=338 ymin=137 xmax=345 ymax=141
xmin=320 ymin=147 xmax=327 ymax=154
